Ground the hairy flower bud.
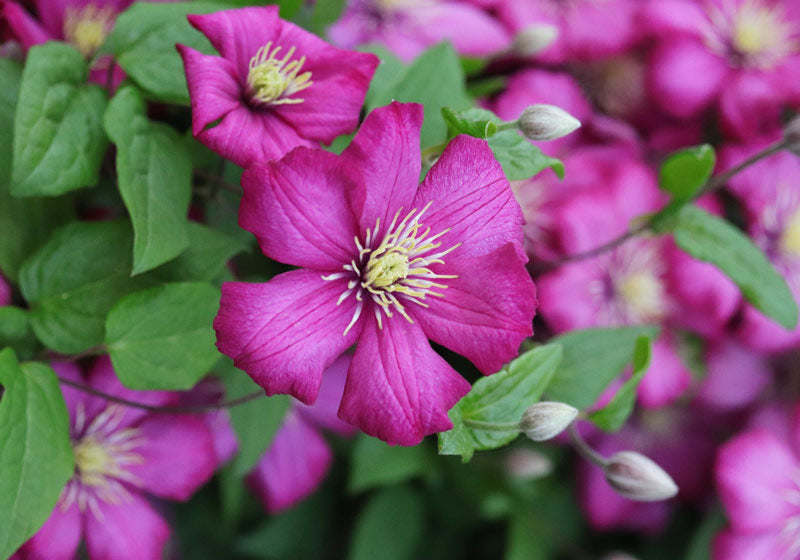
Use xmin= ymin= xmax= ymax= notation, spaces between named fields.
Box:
xmin=518 ymin=104 xmax=581 ymax=141
xmin=784 ymin=115 xmax=800 ymax=157
xmin=512 ymin=24 xmax=559 ymax=56
xmin=604 ymin=451 xmax=679 ymax=502
xmin=505 ymin=448 xmax=553 ymax=480
xmin=520 ymin=401 xmax=578 ymax=441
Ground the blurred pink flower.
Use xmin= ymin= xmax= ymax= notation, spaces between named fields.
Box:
xmin=327 ymin=0 xmax=510 ymax=62
xmin=13 ymin=357 xmax=219 ymax=560
xmin=177 ymin=5 xmax=378 ymax=168
xmin=214 ymin=102 xmax=536 ymax=446
xmin=0 ymin=273 xmax=10 ymax=306
xmin=695 ymin=340 xmax=771 ymax=411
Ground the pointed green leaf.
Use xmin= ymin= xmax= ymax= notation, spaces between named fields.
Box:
xmin=348 ymin=487 xmax=424 ymax=560
xmin=659 ymin=144 xmax=715 ymax=203
xmin=349 ymin=434 xmax=432 ymax=493
xmin=150 ymin=222 xmax=247 ymax=282
xmin=441 ymin=106 xmax=498 ymax=139
xmin=487 ymin=130 xmax=564 ymax=181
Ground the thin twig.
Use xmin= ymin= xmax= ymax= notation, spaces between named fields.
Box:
xmin=194 ymin=169 xmax=241 ymax=195
xmin=567 ymin=422 xmax=608 ymax=468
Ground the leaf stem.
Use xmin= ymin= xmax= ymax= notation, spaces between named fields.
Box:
xmin=462 ymin=418 xmax=521 ymax=432
xmin=568 ymin=422 xmax=608 ymax=468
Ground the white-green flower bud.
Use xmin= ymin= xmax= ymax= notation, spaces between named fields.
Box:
xmin=518 ymin=104 xmax=581 ymax=141
xmin=520 ymin=401 xmax=578 ymax=441
xmin=512 ymin=24 xmax=559 ymax=57
xmin=604 ymin=451 xmax=678 ymax=502
xmin=505 ymin=448 xmax=553 ymax=480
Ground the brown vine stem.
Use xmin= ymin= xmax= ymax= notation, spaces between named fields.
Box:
xmin=57 ymin=376 xmax=264 ymax=413
xmin=532 ymin=139 xmax=789 ymax=274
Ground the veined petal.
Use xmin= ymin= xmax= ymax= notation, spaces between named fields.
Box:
xmin=415 ymin=244 xmax=536 ymax=375
xmin=240 ymin=148 xmax=359 ymax=270
xmin=84 ymin=493 xmax=169 ymax=560
xmin=339 ymin=314 xmax=471 ymax=446
xmin=126 ymin=414 xmax=217 ymax=501
xmin=247 ymin=412 xmax=332 ymax=513
xmin=414 ymin=135 xmax=525 ymax=261
xmin=342 ymin=102 xmax=423 ymax=234
xmin=297 ymin=353 xmax=355 ymax=436
xmin=13 ymin=502 xmax=82 ymax=560
xmin=214 ymin=270 xmax=363 ymax=405
xmin=713 ymin=528 xmax=792 ymax=560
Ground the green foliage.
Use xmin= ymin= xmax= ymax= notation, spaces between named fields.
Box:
xmin=106 ymin=2 xmax=225 ymax=104
xmin=348 ymin=486 xmax=425 ymax=560
xmin=587 ymin=335 xmax=652 ymax=431
xmin=105 ymin=282 xmax=221 ymax=390
xmin=311 ymin=0 xmax=347 ymax=33
xmin=670 ymin=205 xmax=798 ymax=329
xmin=11 ymin=43 xmax=107 ymax=197
xmin=0 ymin=350 xmax=73 ymax=559
xmin=441 ymin=107 xmax=498 ymax=139
xmin=0 ymin=307 xmax=37 ymax=359
xmin=659 ymin=144 xmax=715 ymax=204
xmin=150 ymin=222 xmax=248 ymax=282
xmin=349 ymin=434 xmax=432 ymax=493
xmin=546 ymin=326 xmax=660 ymax=410
xmin=104 ymin=86 xmax=192 ymax=274
xmin=19 ymin=220 xmax=147 ymax=354
xmin=438 ymin=344 xmax=562 ymax=462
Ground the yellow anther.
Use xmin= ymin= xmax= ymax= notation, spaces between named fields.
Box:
xmin=63 ymin=4 xmax=114 ymax=58
xmin=617 ymin=271 xmax=666 ymax=322
xmin=247 ymin=42 xmax=313 ymax=105
xmin=780 ymin=208 xmax=800 ymax=257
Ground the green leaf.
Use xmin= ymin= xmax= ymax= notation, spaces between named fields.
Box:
xmin=311 ymin=0 xmax=347 ymax=33
xmin=104 ymin=86 xmax=192 ymax=274
xmin=106 ymin=2 xmax=225 ymax=104
xmin=19 ymin=220 xmax=147 ymax=354
xmin=0 ymin=350 xmax=73 ymax=559
xmin=659 ymin=144 xmax=715 ymax=203
xmin=545 ymin=326 xmax=660 ymax=410
xmin=361 ymin=45 xmax=405 ymax=111
xmin=219 ymin=360 xmax=290 ymax=476
xmin=670 ymin=205 xmax=798 ymax=329
xmin=0 ymin=57 xmax=73 ymax=282
xmin=106 ymin=282 xmax=221 ymax=390
xmin=441 ymin=107 xmax=498 ymax=139
xmin=488 ymin=130 xmax=564 ymax=181
xmin=11 ymin=43 xmax=107 ymax=197
xmin=0 ymin=307 xmax=37 ymax=360
xmin=587 ymin=335 xmax=652 ymax=431
xmin=365 ymin=42 xmax=471 ymax=149
xmin=438 ymin=344 xmax=563 ymax=462
xmin=150 ymin=222 xmax=248 ymax=282
xmin=348 ymin=486 xmax=424 ymax=560
xmin=348 ymin=434 xmax=431 ymax=493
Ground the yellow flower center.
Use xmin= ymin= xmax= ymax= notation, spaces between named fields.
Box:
xmin=73 ymin=436 xmax=115 ymax=487
xmin=780 ymin=208 xmax=800 ymax=258
xmin=365 ymin=251 xmax=410 ymax=288
xmin=63 ymin=4 xmax=114 ymax=58
xmin=617 ymin=270 xmax=666 ymax=323
xmin=247 ymin=42 xmax=313 ymax=106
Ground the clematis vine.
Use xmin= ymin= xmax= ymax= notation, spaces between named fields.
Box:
xmin=214 ymin=101 xmax=536 ymax=446
xmin=12 ymin=357 xmax=219 ymax=560
xmin=177 ymin=5 xmax=378 ymax=168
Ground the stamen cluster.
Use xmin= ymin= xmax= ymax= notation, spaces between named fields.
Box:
xmin=247 ymin=42 xmax=313 ymax=105
xmin=63 ymin=4 xmax=115 ymax=58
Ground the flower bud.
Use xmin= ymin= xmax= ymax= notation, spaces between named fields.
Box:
xmin=784 ymin=115 xmax=800 ymax=157
xmin=520 ymin=401 xmax=578 ymax=441
xmin=518 ymin=104 xmax=581 ymax=141
xmin=505 ymin=448 xmax=553 ymax=479
xmin=512 ymin=24 xmax=559 ymax=57
xmin=603 ymin=451 xmax=678 ymax=502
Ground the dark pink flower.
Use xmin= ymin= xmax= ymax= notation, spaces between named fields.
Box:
xmin=248 ymin=354 xmax=355 ymax=513
xmin=327 ymin=0 xmax=510 ymax=62
xmin=695 ymin=340 xmax=771 ymax=411
xmin=214 ymin=102 xmax=536 ymax=446
xmin=177 ymin=6 xmax=378 ymax=168
xmin=12 ymin=357 xmax=219 ymax=560
xmin=0 ymin=272 xmax=10 ymax=306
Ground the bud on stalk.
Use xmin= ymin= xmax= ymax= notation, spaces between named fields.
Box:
xmin=518 ymin=104 xmax=581 ymax=141
xmin=520 ymin=401 xmax=578 ymax=441
xmin=512 ymin=24 xmax=559 ymax=57
xmin=604 ymin=451 xmax=679 ymax=502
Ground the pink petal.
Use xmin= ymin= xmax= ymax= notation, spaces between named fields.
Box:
xmin=338 ymin=314 xmax=471 ymax=446
xmin=536 ymin=262 xmax=603 ymax=332
xmin=126 ymin=414 xmax=217 ymax=501
xmin=411 ymin=3 xmax=511 ymax=58
xmin=635 ymin=335 xmax=692 ymax=409
xmin=239 ymin=148 xmax=358 ymax=271
xmin=565 ymin=0 xmax=639 ymax=60
xmin=696 ymin=341 xmax=771 ymax=411
xmin=716 ymin=428 xmax=800 ymax=532
xmin=297 ymin=352 xmax=356 ymax=437
xmin=2 ymin=0 xmax=51 ymax=50
xmin=197 ymin=105 xmax=315 ymax=169
xmin=414 ymin=244 xmax=536 ymax=375
xmin=640 ymin=0 xmax=707 ymax=37
xmin=414 ymin=134 xmax=525 ymax=261
xmin=719 ymin=70 xmax=784 ymax=140
xmin=176 ymin=44 xmax=243 ymax=137
xmin=648 ymin=38 xmax=728 ymax=118
xmin=84 ymin=493 xmax=169 ymax=560
xmin=247 ymin=412 xmax=332 ymax=513
xmin=342 ymin=102 xmax=423 ymax=234
xmin=491 ymin=68 xmax=593 ymax=125
xmin=214 ymin=270 xmax=363 ymax=405
xmin=14 ymin=502 xmax=82 ymax=560
xmin=737 ymin=299 xmax=800 ymax=353
xmin=713 ymin=529 xmax=792 ymax=560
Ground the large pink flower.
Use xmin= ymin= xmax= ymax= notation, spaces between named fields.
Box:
xmin=214 ymin=101 xmax=536 ymax=446
xmin=12 ymin=357 xmax=219 ymax=560
xmin=177 ymin=6 xmax=378 ymax=168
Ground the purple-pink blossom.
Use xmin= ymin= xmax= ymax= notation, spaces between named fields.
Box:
xmin=12 ymin=357 xmax=219 ymax=560
xmin=177 ymin=6 xmax=378 ymax=168
xmin=214 ymin=101 xmax=536 ymax=446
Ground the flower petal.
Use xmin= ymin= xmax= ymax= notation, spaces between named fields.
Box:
xmin=297 ymin=352 xmax=355 ymax=436
xmin=414 ymin=244 xmax=536 ymax=374
xmin=2 ymin=1 xmax=51 ymax=51
xmin=415 ymin=134 xmax=525 ymax=260
xmin=635 ymin=335 xmax=691 ymax=409
xmin=342 ymin=102 xmax=423 ymax=233
xmin=240 ymin=148 xmax=358 ymax=270
xmin=126 ymin=414 xmax=217 ymax=501
xmin=339 ymin=314 xmax=471 ymax=446
xmin=247 ymin=412 xmax=332 ymax=513
xmin=214 ymin=270 xmax=363 ymax=405
xmin=713 ymin=529 xmax=792 ymax=560
xmin=84 ymin=493 xmax=169 ymax=560
xmin=13 ymin=502 xmax=82 ymax=560
xmin=411 ymin=3 xmax=511 ymax=58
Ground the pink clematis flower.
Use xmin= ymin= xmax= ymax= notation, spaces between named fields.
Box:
xmin=214 ymin=101 xmax=536 ymax=446
xmin=643 ymin=0 xmax=800 ymax=139
xmin=327 ymin=0 xmax=511 ymax=62
xmin=12 ymin=357 xmax=219 ymax=560
xmin=714 ymin=403 xmax=800 ymax=559
xmin=248 ymin=353 xmax=355 ymax=513
xmin=177 ymin=6 xmax=378 ymax=168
